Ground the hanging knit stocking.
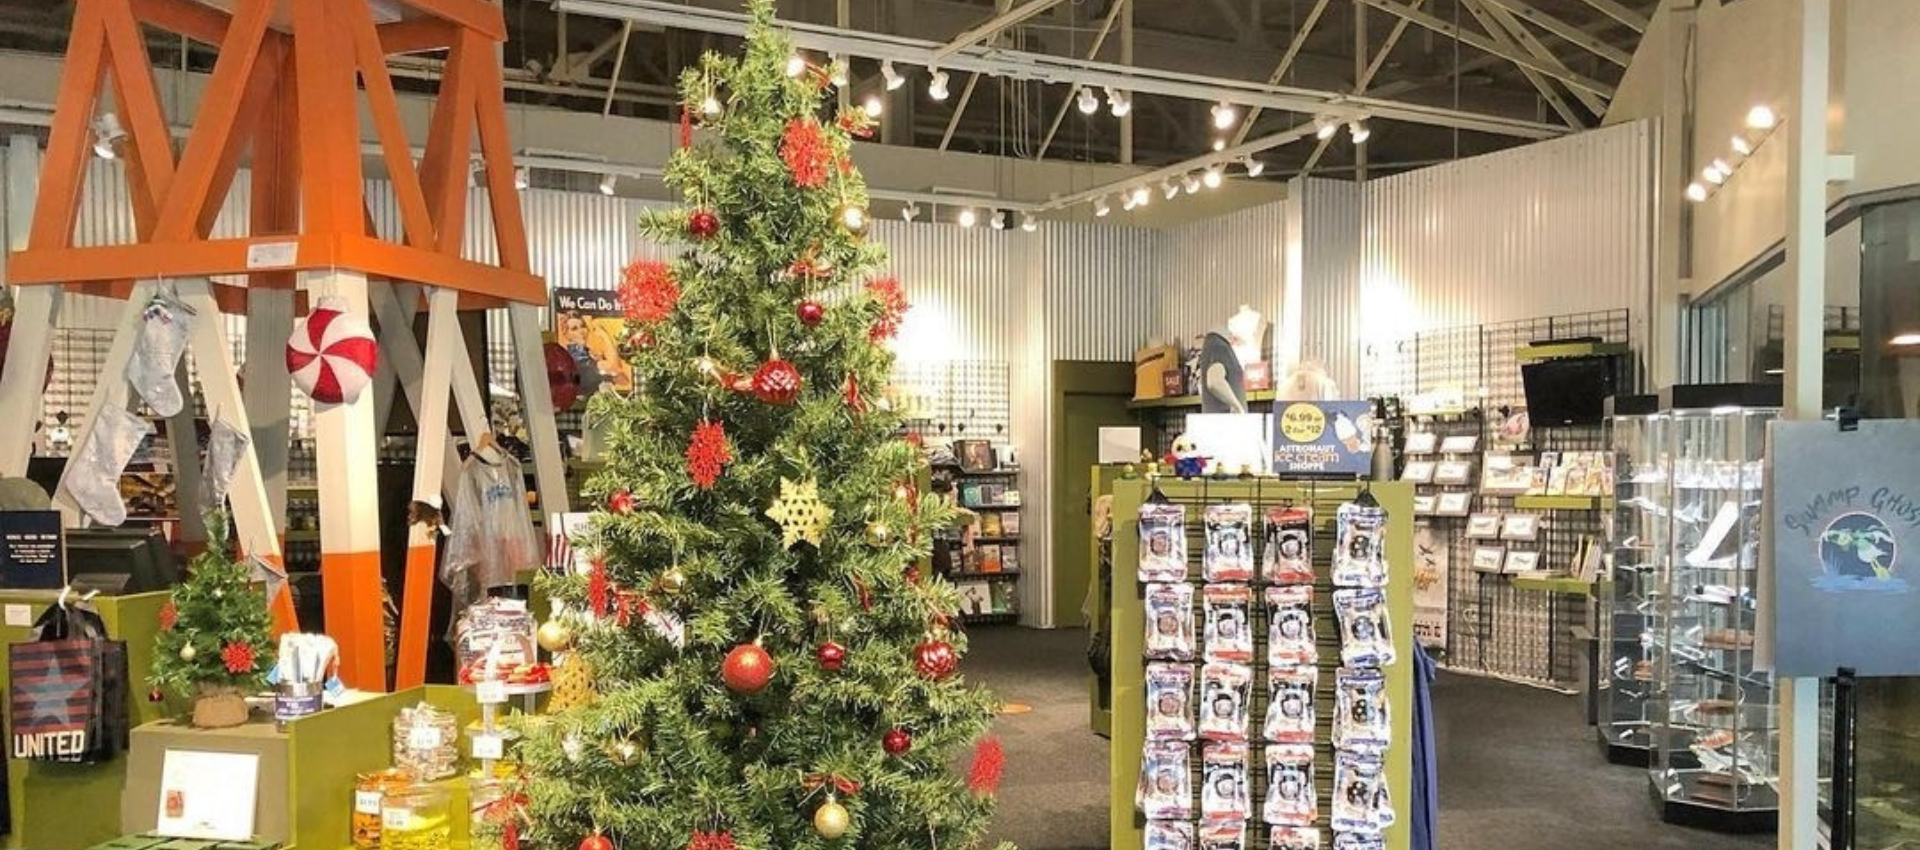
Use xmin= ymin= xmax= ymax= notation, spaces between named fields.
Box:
xmin=126 ymin=296 xmax=191 ymax=416
xmin=66 ymin=404 xmax=154 ymax=526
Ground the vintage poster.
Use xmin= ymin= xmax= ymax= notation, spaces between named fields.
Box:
xmin=1269 ymin=401 xmax=1374 ymax=476
xmin=1411 ymin=522 xmax=1449 ymax=648
xmin=552 ymin=288 xmax=634 ymax=393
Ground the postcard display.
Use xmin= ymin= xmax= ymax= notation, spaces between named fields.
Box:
xmin=1113 ymin=479 xmax=1413 ymax=850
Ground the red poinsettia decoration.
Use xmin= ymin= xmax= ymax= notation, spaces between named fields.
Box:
xmin=158 ymin=601 xmax=177 ymax=631
xmin=618 ymin=260 xmax=679 ymax=323
xmin=588 ymin=557 xmax=611 ymax=617
xmin=780 ymin=118 xmax=832 ymax=189
xmin=967 ymin=737 xmax=1006 ymax=796
xmin=866 ymin=276 xmax=909 ymax=342
xmin=221 ymin=641 xmax=257 ymax=674
xmin=685 ymin=420 xmax=732 ymax=489
xmin=687 ymin=831 xmax=737 ymax=850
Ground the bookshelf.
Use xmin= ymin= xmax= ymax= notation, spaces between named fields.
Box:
xmin=935 ymin=458 xmax=1024 ymax=624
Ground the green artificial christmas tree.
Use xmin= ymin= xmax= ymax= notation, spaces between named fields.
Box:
xmin=150 ymin=510 xmax=275 ymax=727
xmin=519 ymin=3 xmax=1005 ymax=850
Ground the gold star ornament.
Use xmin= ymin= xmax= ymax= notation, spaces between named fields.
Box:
xmin=767 ymin=477 xmax=834 ymax=548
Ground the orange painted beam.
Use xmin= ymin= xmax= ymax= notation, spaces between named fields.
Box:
xmin=339 ymin=235 xmax=547 ymax=304
xmin=378 ymin=18 xmax=456 ymax=55
xmin=401 ymin=0 xmax=505 ymax=42
xmin=290 ymin=0 xmax=364 ymax=236
xmin=129 ymin=0 xmax=230 ymax=44
xmin=154 ymin=0 xmax=275 ymax=241
xmin=394 ymin=542 xmax=436 ymax=689
xmin=342 ymin=0 xmax=436 ymax=250
xmin=417 ymin=32 xmax=477 ymax=253
xmin=97 ymin=0 xmax=177 ymax=217
xmin=28 ymin=3 xmax=107 ymax=251
xmin=321 ymin=549 xmax=387 ymax=689
xmin=197 ymin=35 xmax=287 ymax=239
xmin=469 ymin=42 xmax=533 ymax=274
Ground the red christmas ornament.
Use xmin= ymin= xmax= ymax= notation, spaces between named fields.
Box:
xmin=685 ymin=420 xmax=732 ymax=490
xmin=903 ymin=565 xmax=923 ymax=584
xmin=679 ymin=105 xmax=693 ymax=148
xmin=148 ymin=687 xmax=164 ymax=702
xmin=967 ymin=737 xmax=1006 ymax=796
xmin=158 ymin=601 xmax=177 ymax=631
xmin=687 ymin=209 xmax=720 ymax=240
xmin=626 ymin=330 xmax=655 ymax=352
xmin=866 ymin=276 xmax=908 ymax=342
xmin=815 ymin=641 xmax=846 ymax=672
xmin=580 ymin=833 xmax=614 ymax=850
xmin=842 ymin=374 xmax=866 ymax=414
xmin=608 ymin=490 xmax=636 ymax=515
xmin=882 ymin=727 xmax=913 ymax=756
xmin=779 ymin=118 xmax=833 ymax=189
xmin=786 ymin=253 xmax=833 ymax=281
xmin=221 ymin=641 xmax=257 ymax=674
xmin=722 ymin=643 xmax=775 ymax=695
xmin=797 ymin=300 xmax=825 ymax=327
xmin=904 ymin=430 xmax=924 ymax=448
xmin=617 ymin=260 xmax=680 ymax=323
xmin=588 ymin=557 xmax=611 ymax=617
xmin=687 ymin=832 xmax=737 ymax=850
xmin=751 ymin=358 xmax=802 ymax=405
xmin=544 ymin=342 xmax=581 ymax=411
xmin=913 ymin=638 xmax=958 ymax=680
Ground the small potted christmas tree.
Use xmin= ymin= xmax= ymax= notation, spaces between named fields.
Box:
xmin=150 ymin=510 xmax=275 ymax=728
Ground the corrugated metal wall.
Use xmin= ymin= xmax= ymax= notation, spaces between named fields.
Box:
xmin=1360 ymin=120 xmax=1654 ymax=344
xmin=1042 ymin=221 xmax=1162 ymax=361
xmin=1157 ymin=201 xmax=1289 ymax=359
xmin=1298 ymin=179 xmax=1364 ymax=392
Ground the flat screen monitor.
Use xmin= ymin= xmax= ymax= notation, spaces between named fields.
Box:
xmin=66 ymin=527 xmax=179 ymax=594
xmin=1521 ymin=356 xmax=1618 ymax=426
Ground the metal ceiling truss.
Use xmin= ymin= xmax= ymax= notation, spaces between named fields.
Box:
xmin=1349 ymin=0 xmax=1616 ymax=100
xmin=1040 ymin=121 xmax=1322 ymax=212
xmin=1458 ymin=0 xmax=1584 ymax=129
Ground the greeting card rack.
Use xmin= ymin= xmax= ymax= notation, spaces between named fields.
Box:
xmin=1108 ymin=477 xmax=1413 ymax=850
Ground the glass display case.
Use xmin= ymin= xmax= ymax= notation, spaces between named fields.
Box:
xmin=1599 ymin=395 xmax=1662 ymax=767
xmin=1645 ymin=385 xmax=1781 ymax=831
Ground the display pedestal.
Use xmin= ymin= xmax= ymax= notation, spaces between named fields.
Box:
xmin=0 ymin=589 xmax=168 ymax=850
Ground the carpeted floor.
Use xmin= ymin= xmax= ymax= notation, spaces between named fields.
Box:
xmin=965 ymin=625 xmax=1773 ymax=850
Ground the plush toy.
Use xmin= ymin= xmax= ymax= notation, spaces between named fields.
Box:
xmin=1166 ymin=435 xmax=1209 ymax=479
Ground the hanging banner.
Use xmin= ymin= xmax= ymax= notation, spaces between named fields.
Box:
xmin=1412 ymin=523 xmax=1449 ymax=648
xmin=551 ymin=288 xmax=635 ymax=393
xmin=1269 ymin=401 xmax=1374 ymax=476
xmin=1767 ymin=420 xmax=1920 ymax=676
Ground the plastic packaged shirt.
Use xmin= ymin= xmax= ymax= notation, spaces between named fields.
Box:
xmin=441 ymin=451 xmax=541 ymax=615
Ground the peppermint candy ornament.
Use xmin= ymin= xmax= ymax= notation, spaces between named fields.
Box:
xmin=286 ymin=297 xmax=378 ymax=404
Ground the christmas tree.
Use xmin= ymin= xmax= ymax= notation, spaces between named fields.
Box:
xmin=149 ymin=510 xmax=275 ymax=700
xmin=520 ymin=2 xmax=1005 ymax=849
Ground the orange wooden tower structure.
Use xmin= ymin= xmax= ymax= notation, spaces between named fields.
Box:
xmin=0 ymin=0 xmax=570 ymax=689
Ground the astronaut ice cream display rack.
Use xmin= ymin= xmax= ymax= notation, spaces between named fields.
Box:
xmin=1110 ymin=477 xmax=1415 ymax=850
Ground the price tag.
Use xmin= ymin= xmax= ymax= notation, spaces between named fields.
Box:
xmin=471 ymin=733 xmax=504 ymax=760
xmin=406 ymin=725 xmax=441 ymax=750
xmin=382 ymin=807 xmax=413 ymax=831
xmin=475 ymin=680 xmax=508 ymax=705
xmin=246 ymin=241 xmax=298 ymax=269
xmin=354 ymin=790 xmax=383 ymax=815
xmin=3 ymin=604 xmax=30 ymax=627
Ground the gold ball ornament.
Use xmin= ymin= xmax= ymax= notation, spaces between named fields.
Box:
xmin=813 ymin=796 xmax=850 ymax=839
xmin=865 ymin=521 xmax=891 ymax=545
xmin=659 ymin=567 xmax=688 ymax=594
xmin=837 ymin=203 xmax=870 ymax=237
xmin=180 ymin=644 xmax=197 ymax=661
xmin=607 ymin=738 xmax=642 ymax=766
xmin=537 ymin=620 xmax=576 ymax=653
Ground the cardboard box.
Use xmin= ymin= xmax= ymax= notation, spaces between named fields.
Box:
xmin=1133 ymin=345 xmax=1180 ymax=400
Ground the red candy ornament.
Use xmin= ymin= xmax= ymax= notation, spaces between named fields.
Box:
xmin=608 ymin=490 xmax=636 ymax=515
xmin=882 ymin=727 xmax=912 ymax=756
xmin=688 ymin=209 xmax=720 ymax=240
xmin=913 ymin=638 xmax=958 ymax=680
xmin=816 ymin=641 xmax=846 ymax=672
xmin=722 ymin=642 xmax=775 ymax=695
xmin=751 ymin=358 xmax=802 ymax=405
xmin=797 ymin=300 xmax=825 ymax=327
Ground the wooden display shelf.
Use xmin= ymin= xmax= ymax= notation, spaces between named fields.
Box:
xmin=1126 ymin=388 xmax=1278 ymax=410
xmin=1509 ymin=574 xmax=1597 ymax=596
xmin=1516 ymin=340 xmax=1630 ymax=363
xmin=1513 ymin=494 xmax=1614 ymax=511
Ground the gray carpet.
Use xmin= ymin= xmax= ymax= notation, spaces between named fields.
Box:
xmin=965 ymin=626 xmax=1774 ymax=850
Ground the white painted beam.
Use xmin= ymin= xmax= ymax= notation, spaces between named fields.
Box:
xmin=1478 ymin=0 xmax=1633 ymax=67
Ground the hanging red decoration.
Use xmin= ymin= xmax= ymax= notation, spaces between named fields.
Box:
xmin=786 ymin=252 xmax=833 ymax=281
xmin=580 ymin=833 xmax=614 ymax=850
xmin=617 ymin=261 xmax=680 ymax=323
xmin=587 ymin=558 xmax=611 ymax=617
xmin=544 ymin=342 xmax=582 ymax=411
xmin=751 ymin=358 xmax=802 ymax=405
xmin=866 ymin=276 xmax=908 ymax=342
xmin=796 ymin=300 xmax=825 ymax=328
xmin=912 ymin=637 xmax=958 ymax=680
xmin=882 ymin=727 xmax=912 ymax=756
xmin=687 ymin=832 xmax=737 ymax=850
xmin=627 ymin=330 xmax=655 ymax=352
xmin=221 ymin=641 xmax=257 ymax=674
xmin=780 ymin=118 xmax=833 ymax=189
xmin=502 ymin=820 xmax=520 ymax=850
xmin=903 ymin=564 xmax=923 ymax=584
xmin=904 ymin=430 xmax=924 ymax=448
xmin=159 ymin=601 xmax=177 ymax=631
xmin=687 ymin=209 xmax=721 ymax=240
xmin=608 ymin=490 xmax=637 ymax=515
xmin=722 ymin=642 xmax=775 ymax=695
xmin=967 ymin=737 xmax=1006 ymax=796
xmin=685 ymin=420 xmax=732 ymax=489
xmin=842 ymin=374 xmax=866 ymax=414
xmin=679 ymin=105 xmax=693 ymax=148
xmin=836 ymin=112 xmax=874 ymax=139
xmin=815 ymin=641 xmax=846 ymax=672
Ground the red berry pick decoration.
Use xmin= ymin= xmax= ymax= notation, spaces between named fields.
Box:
xmin=687 ymin=209 xmax=720 ymax=240
xmin=913 ymin=637 xmax=958 ymax=680
xmin=882 ymin=727 xmax=913 ymax=756
xmin=797 ymin=300 xmax=825 ymax=328
xmin=780 ymin=118 xmax=832 ymax=189
xmin=722 ymin=642 xmax=775 ymax=695
xmin=608 ymin=489 xmax=636 ymax=515
xmin=685 ymin=420 xmax=732 ymax=490
xmin=221 ymin=641 xmax=257 ymax=675
xmin=617 ymin=260 xmax=679 ymax=324
xmin=580 ymin=834 xmax=614 ymax=850
xmin=158 ymin=601 xmax=177 ymax=631
xmin=752 ymin=358 xmax=803 ymax=405
xmin=688 ymin=832 xmax=737 ymax=850
xmin=816 ymin=641 xmax=846 ymax=672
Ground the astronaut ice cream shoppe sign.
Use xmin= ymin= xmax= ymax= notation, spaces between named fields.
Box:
xmin=1270 ymin=401 xmax=1374 ymax=476
xmin=1770 ymin=420 xmax=1920 ymax=677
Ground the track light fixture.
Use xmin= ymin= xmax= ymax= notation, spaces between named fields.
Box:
xmin=1076 ymin=86 xmax=1100 ymax=115
xmin=902 ymin=201 xmax=920 ymax=222
xmin=927 ymin=69 xmax=951 ymax=102
xmin=1685 ymin=182 xmax=1708 ymax=202
xmin=1020 ymin=212 xmax=1039 ymax=232
xmin=957 ymin=207 xmax=978 ymax=228
xmin=1314 ymin=116 xmax=1339 ymax=141
xmin=1094 ymin=196 xmax=1112 ymax=217
xmin=1162 ymin=179 xmax=1179 ymax=200
xmin=1105 ymin=87 xmax=1131 ymax=117
xmin=990 ymin=210 xmax=1007 ymax=230
xmin=1746 ymin=105 xmax=1777 ymax=131
xmin=1212 ymin=138 xmax=1226 ymax=152
xmin=1182 ymin=174 xmax=1201 ymax=195
xmin=1202 ymin=166 xmax=1223 ymax=189
xmin=1730 ymin=134 xmax=1753 ymax=157
xmin=1130 ymin=186 xmax=1151 ymax=208
xmin=91 ymin=112 xmax=125 ymax=159
xmin=1121 ymin=193 xmax=1137 ymax=212
xmin=1210 ymin=101 xmax=1237 ymax=130
xmin=1348 ymin=121 xmax=1371 ymax=144
xmin=784 ymin=52 xmax=807 ymax=78
xmin=863 ymin=94 xmax=884 ymax=116
xmin=514 ymin=166 xmax=530 ymax=191
xmin=598 ymin=173 xmax=617 ymax=196
xmin=1244 ymin=158 xmax=1265 ymax=177
xmin=881 ymin=60 xmax=906 ymax=91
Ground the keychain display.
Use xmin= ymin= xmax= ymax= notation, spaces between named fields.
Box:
xmin=1146 ymin=662 xmax=1196 ymax=741
xmin=1146 ymin=821 xmax=1195 ymax=850
xmin=1331 ymin=750 xmax=1393 ymax=834
xmin=1332 ymin=588 xmax=1395 ymax=668
xmin=1263 ymin=505 xmax=1315 ymax=584
xmin=1139 ymin=503 xmax=1189 ymax=582
xmin=1271 ymin=827 xmax=1323 ymax=850
xmin=1198 ymin=817 xmax=1247 ymax=850
xmin=1137 ymin=740 xmax=1195 ymax=819
xmin=1334 ymin=667 xmax=1391 ymax=751
xmin=1203 ymin=584 xmax=1254 ymax=663
xmin=1198 ymin=661 xmax=1253 ymax=741
xmin=1262 ymin=744 xmax=1317 ymax=826
xmin=1265 ymin=585 xmax=1316 ymax=666
xmin=1201 ymin=741 xmax=1251 ymax=820
xmin=1263 ymin=665 xmax=1318 ymax=743
xmin=1145 ymin=583 xmax=1197 ymax=661
xmin=1332 ymin=833 xmax=1386 ymax=850
xmin=1332 ymin=501 xmax=1389 ymax=587
xmin=1203 ymin=503 xmax=1255 ymax=581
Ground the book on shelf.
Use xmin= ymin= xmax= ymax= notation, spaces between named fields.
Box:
xmin=990 ymin=581 xmax=1019 ymax=615
xmin=979 ymin=513 xmax=1003 ymax=537
xmin=1001 ymin=512 xmax=1021 ymax=535
xmin=978 ymin=545 xmax=1003 ymax=575
xmin=1001 ymin=546 xmax=1020 ymax=573
xmin=955 ymin=580 xmax=992 ymax=616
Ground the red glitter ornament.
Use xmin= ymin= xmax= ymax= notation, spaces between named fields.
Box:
xmin=617 ymin=260 xmax=679 ymax=323
xmin=685 ymin=420 xmax=732 ymax=490
xmin=626 ymin=330 xmax=655 ymax=352
xmin=687 ymin=832 xmax=736 ymax=850
xmin=815 ymin=641 xmax=846 ymax=672
xmin=913 ymin=638 xmax=958 ymax=680
xmin=866 ymin=276 xmax=908 ymax=342
xmin=580 ymin=833 xmax=614 ymax=850
xmin=687 ymin=209 xmax=720 ymax=240
xmin=159 ymin=601 xmax=177 ymax=631
xmin=751 ymin=358 xmax=802 ymax=405
xmin=608 ymin=489 xmax=636 ymax=514
xmin=221 ymin=641 xmax=257 ymax=674
xmin=967 ymin=737 xmax=1006 ymax=796
xmin=797 ymin=300 xmax=825 ymax=327
xmin=882 ymin=727 xmax=912 ymax=756
xmin=503 ymin=820 xmax=520 ymax=850
xmin=588 ymin=558 xmax=611 ymax=617
xmin=904 ymin=564 xmax=922 ymax=584
xmin=722 ymin=643 xmax=775 ymax=695
xmin=780 ymin=118 xmax=833 ymax=189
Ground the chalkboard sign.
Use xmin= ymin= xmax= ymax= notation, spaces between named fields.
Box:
xmin=0 ymin=512 xmax=63 ymax=589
